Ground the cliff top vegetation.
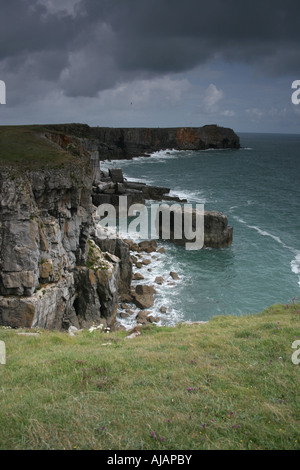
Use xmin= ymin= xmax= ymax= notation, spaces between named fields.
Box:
xmin=0 ymin=125 xmax=82 ymax=170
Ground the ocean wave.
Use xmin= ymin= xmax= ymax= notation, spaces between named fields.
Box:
xmin=168 ymin=188 xmax=209 ymax=204
xmin=291 ymin=253 xmax=300 ymax=287
xmin=232 ymin=215 xmax=247 ymax=225
xmin=247 ymin=225 xmax=284 ymax=246
xmin=231 ymin=215 xmax=300 ymax=287
xmin=125 ymin=176 xmax=154 ymax=184
xmin=232 ymin=215 xmax=285 ymax=245
xmin=129 ymin=149 xmax=181 ymax=164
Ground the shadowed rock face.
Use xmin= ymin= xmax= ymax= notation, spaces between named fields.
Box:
xmin=91 ymin=124 xmax=240 ymax=160
xmin=43 ymin=123 xmax=240 ymax=161
xmin=0 ymin=166 xmax=131 ymax=331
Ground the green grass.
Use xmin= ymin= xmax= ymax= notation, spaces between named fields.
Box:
xmin=0 ymin=303 xmax=300 ymax=450
xmin=0 ymin=125 xmax=81 ymax=169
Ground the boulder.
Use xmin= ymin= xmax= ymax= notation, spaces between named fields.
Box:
xmin=170 ymin=271 xmax=180 ymax=280
xmin=133 ymin=272 xmax=144 ymax=281
xmin=132 ymin=285 xmax=156 ymax=309
xmin=148 ymin=315 xmax=161 ymax=323
xmin=136 ymin=310 xmax=150 ymax=325
xmin=138 ymin=240 xmax=157 ymax=253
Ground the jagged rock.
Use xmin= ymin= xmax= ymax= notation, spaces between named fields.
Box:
xmin=155 ymin=276 xmax=164 ymax=285
xmin=133 ymin=272 xmax=144 ymax=281
xmin=138 ymin=240 xmax=157 ymax=253
xmin=160 ymin=306 xmax=168 ymax=313
xmin=136 ymin=310 xmax=149 ymax=325
xmin=135 ymin=285 xmax=156 ymax=295
xmin=142 ymin=258 xmax=151 ymax=265
xmin=132 ymin=285 xmax=156 ymax=309
xmin=125 ymin=308 xmax=135 ymax=315
xmin=170 ymin=271 xmax=180 ymax=280
xmin=92 ymin=226 xmax=132 ymax=295
xmin=148 ymin=315 xmax=161 ymax=323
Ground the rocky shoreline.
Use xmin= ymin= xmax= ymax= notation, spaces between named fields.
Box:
xmin=0 ymin=124 xmax=235 ymax=332
xmin=91 ymin=165 xmax=233 ymax=331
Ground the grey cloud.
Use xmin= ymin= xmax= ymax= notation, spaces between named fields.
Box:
xmin=1 ymin=0 xmax=300 ymax=101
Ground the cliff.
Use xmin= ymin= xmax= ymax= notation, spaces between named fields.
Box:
xmin=0 ymin=123 xmax=235 ymax=331
xmin=92 ymin=125 xmax=240 ymax=160
xmin=44 ymin=123 xmax=240 ymax=160
xmin=0 ymin=126 xmax=131 ymax=330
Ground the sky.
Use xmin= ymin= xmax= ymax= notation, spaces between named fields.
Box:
xmin=1 ymin=0 xmax=300 ymax=133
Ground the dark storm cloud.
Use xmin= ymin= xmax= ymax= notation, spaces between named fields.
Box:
xmin=1 ymin=0 xmax=300 ymax=99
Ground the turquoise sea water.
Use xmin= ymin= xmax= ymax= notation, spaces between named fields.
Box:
xmin=101 ymin=133 xmax=300 ymax=326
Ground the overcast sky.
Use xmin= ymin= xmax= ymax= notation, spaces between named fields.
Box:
xmin=1 ymin=0 xmax=300 ymax=133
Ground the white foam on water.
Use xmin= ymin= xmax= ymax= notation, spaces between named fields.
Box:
xmin=232 ymin=214 xmax=300 ymax=289
xmin=291 ymin=252 xmax=300 ymax=287
xmin=125 ymin=176 xmax=154 ymax=184
xmin=232 ymin=215 xmax=247 ymax=225
xmin=232 ymin=216 xmax=285 ymax=246
xmin=116 ymin=243 xmax=186 ymax=330
xmin=168 ymin=188 xmax=209 ymax=204
xmin=136 ymin=150 xmax=181 ymax=165
xmin=247 ymin=225 xmax=284 ymax=246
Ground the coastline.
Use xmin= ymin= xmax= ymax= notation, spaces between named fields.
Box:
xmin=0 ymin=124 xmax=235 ymax=332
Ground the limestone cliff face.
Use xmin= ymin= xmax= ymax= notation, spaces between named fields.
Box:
xmin=0 ymin=164 xmax=130 ymax=330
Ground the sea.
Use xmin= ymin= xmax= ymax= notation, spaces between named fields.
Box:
xmin=100 ymin=133 xmax=300 ymax=329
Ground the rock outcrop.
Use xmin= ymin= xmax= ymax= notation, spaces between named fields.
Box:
xmin=43 ymin=123 xmax=240 ymax=161
xmin=156 ymin=204 xmax=233 ymax=249
xmin=91 ymin=169 xmax=186 ymax=212
xmin=91 ymin=124 xmax=240 ymax=160
xmin=0 ymin=164 xmax=130 ymax=330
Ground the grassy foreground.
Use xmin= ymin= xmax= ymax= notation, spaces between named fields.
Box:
xmin=0 ymin=303 xmax=299 ymax=450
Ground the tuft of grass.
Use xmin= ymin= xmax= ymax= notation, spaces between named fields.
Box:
xmin=0 ymin=303 xmax=299 ymax=450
